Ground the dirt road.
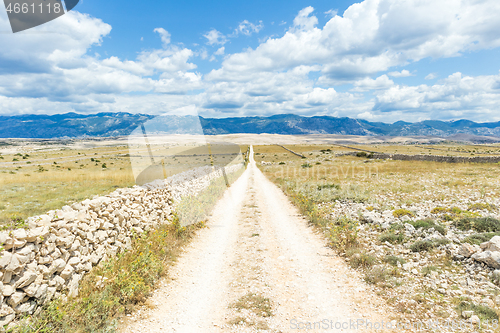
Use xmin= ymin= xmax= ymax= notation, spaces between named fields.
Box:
xmin=121 ymin=146 xmax=392 ymax=332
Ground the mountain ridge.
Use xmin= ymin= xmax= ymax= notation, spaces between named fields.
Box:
xmin=1 ymin=112 xmax=500 ymax=139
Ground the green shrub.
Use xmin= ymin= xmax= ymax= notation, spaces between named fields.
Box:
xmin=389 ymin=223 xmax=404 ymax=231
xmin=456 ymin=301 xmax=498 ymax=321
xmin=328 ymin=216 xmax=358 ymax=252
xmin=393 ymin=209 xmax=415 ymax=218
xmin=410 ymin=240 xmax=434 ymax=252
xmin=468 ymin=203 xmax=497 ymax=212
xmin=301 ymin=163 xmax=312 ymax=168
xmin=410 ymin=239 xmax=450 ymax=252
xmin=317 ymin=184 xmax=340 ymax=191
xmin=410 ymin=219 xmax=446 ymax=235
xmin=379 ymin=232 xmax=405 ymax=244
xmin=384 ymin=255 xmax=406 ymax=267
xmin=431 ymin=207 xmax=447 ymax=214
xmin=453 ymin=217 xmax=500 ymax=232
xmin=463 ymin=232 xmax=500 ymax=245
xmin=364 ymin=266 xmax=389 ymax=285
xmin=421 ymin=265 xmax=439 ymax=276
xmin=346 ymin=248 xmax=377 ymax=268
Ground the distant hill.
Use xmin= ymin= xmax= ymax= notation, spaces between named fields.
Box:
xmin=1 ymin=112 xmax=500 ymax=139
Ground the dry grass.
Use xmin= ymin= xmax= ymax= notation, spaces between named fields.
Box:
xmin=0 ymin=146 xmax=135 ymax=225
xmin=0 ymin=141 xmax=247 ymax=226
xmin=256 ymin=144 xmax=500 ymax=205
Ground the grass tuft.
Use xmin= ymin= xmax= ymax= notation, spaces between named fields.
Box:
xmin=379 ymin=232 xmax=405 ymax=244
xmin=453 ymin=217 xmax=500 ymax=232
xmin=410 ymin=219 xmax=446 ymax=235
xmin=393 ymin=209 xmax=415 ymax=218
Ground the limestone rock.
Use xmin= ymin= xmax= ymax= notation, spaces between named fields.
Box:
xmin=15 ymin=301 xmax=36 ymax=314
xmin=481 ymin=236 xmax=500 ymax=252
xmin=0 ymin=304 xmax=14 ymax=317
xmin=2 ymin=285 xmax=14 ymax=298
xmin=60 ymin=264 xmax=74 ymax=280
xmin=7 ymin=291 xmax=26 ymax=308
xmin=472 ymin=251 xmax=500 ymax=269
xmin=459 ymin=243 xmax=477 ymax=258
xmin=15 ymin=269 xmax=37 ymax=289
xmin=0 ymin=313 xmax=15 ymax=326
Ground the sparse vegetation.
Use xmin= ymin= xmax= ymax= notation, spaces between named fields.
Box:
xmin=463 ymin=232 xmax=500 ymax=245
xmin=409 ymin=218 xmax=446 ymax=235
xmin=410 ymin=239 xmax=450 ymax=252
xmin=347 ymin=248 xmax=377 ymax=268
xmin=456 ymin=300 xmax=498 ymax=321
xmin=393 ymin=209 xmax=415 ymax=218
xmin=453 ymin=217 xmax=500 ymax=232
xmin=327 ymin=216 xmax=359 ymax=251
xmin=379 ymin=231 xmax=405 ymax=244
xmin=384 ymin=255 xmax=406 ymax=267
xmin=230 ymin=293 xmax=273 ymax=318
xmin=468 ymin=202 xmax=497 ymax=212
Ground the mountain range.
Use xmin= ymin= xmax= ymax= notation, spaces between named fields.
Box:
xmin=1 ymin=112 xmax=500 ymax=139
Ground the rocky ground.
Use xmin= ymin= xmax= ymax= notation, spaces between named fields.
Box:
xmin=318 ymin=193 xmax=500 ymax=332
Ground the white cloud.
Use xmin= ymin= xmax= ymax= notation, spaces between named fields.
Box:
xmin=324 ymin=9 xmax=338 ymax=18
xmin=425 ymin=73 xmax=438 ymax=80
xmin=293 ymin=6 xmax=318 ymax=31
xmin=2 ymin=1 xmax=500 ymax=123
xmin=215 ymin=1 xmax=500 ymax=82
xmin=232 ymin=20 xmax=263 ymax=36
xmin=388 ymin=70 xmax=414 ymax=78
xmin=203 ymin=29 xmax=227 ymax=45
xmin=154 ymin=28 xmax=171 ymax=47
xmin=353 ymin=75 xmax=394 ymax=91
xmin=372 ymin=72 xmax=500 ymax=121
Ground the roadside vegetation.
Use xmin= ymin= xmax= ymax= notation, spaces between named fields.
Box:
xmin=12 ymin=218 xmax=204 ymax=333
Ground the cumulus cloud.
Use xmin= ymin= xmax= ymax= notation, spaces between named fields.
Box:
xmin=203 ymin=29 xmax=227 ymax=45
xmin=2 ymin=0 xmax=500 ymax=122
xmin=293 ymin=6 xmax=318 ymax=31
xmin=232 ymin=20 xmax=263 ymax=36
xmin=154 ymin=28 xmax=171 ymax=47
xmin=0 ymin=10 xmax=199 ymax=111
xmin=324 ymin=9 xmax=338 ymax=18
xmin=373 ymin=72 xmax=500 ymax=121
xmin=388 ymin=70 xmax=414 ymax=78
xmin=353 ymin=75 xmax=394 ymax=91
xmin=425 ymin=73 xmax=438 ymax=80
xmin=215 ymin=1 xmax=500 ymax=82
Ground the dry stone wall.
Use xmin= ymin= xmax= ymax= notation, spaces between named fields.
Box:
xmin=0 ymin=164 xmax=243 ymax=327
xmin=344 ymin=152 xmax=500 ymax=164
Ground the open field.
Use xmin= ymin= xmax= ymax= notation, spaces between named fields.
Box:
xmin=0 ymin=137 xmax=247 ymax=226
xmin=1 ymin=135 xmax=498 ymax=226
xmin=255 ymin=144 xmax=500 ymax=204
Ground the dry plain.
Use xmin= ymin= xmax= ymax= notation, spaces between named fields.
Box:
xmin=2 ymin=135 xmax=500 ymax=332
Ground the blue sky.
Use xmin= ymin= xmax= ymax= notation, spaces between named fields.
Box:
xmin=1 ymin=0 xmax=500 ymax=123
